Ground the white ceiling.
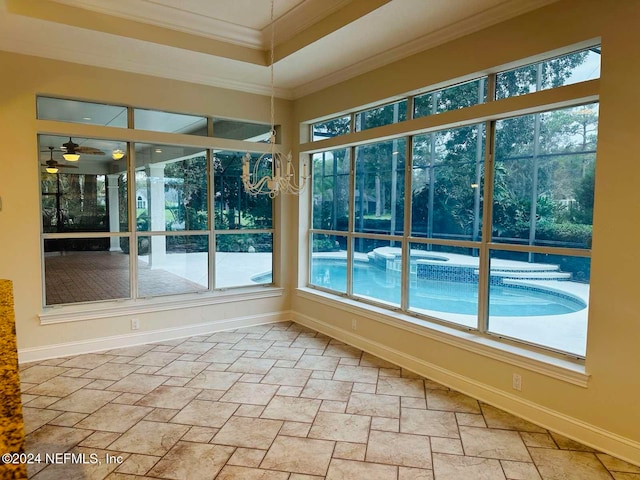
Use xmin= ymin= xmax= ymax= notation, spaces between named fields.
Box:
xmin=0 ymin=0 xmax=558 ymax=99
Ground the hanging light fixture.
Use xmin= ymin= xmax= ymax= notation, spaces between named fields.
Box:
xmin=241 ymin=0 xmax=307 ymax=198
xmin=43 ymin=146 xmax=59 ymax=173
xmin=62 ymin=137 xmax=80 ymax=162
xmin=112 ymin=148 xmax=125 ymax=160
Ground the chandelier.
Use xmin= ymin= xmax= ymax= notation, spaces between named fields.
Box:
xmin=241 ymin=0 xmax=308 ymax=198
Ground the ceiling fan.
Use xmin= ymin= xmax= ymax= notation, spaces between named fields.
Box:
xmin=41 ymin=146 xmax=78 ymax=173
xmin=58 ymin=137 xmax=105 ymax=161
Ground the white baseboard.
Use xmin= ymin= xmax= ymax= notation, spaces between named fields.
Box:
xmin=19 ymin=311 xmax=289 ymax=364
xmin=292 ymin=311 xmax=640 ymax=467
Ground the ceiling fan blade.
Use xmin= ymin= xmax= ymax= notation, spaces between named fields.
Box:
xmin=75 ymin=146 xmax=104 ymax=154
xmin=41 ymin=163 xmax=78 ymax=169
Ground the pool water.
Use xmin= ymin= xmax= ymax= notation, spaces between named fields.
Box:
xmin=311 ymin=261 xmax=586 ymax=317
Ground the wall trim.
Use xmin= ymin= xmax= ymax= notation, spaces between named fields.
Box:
xmin=292 ymin=311 xmax=640 ymax=467
xmin=20 ymin=310 xmax=288 ymax=364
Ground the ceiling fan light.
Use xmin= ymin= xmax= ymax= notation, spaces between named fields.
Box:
xmin=63 ymin=153 xmax=80 ymax=162
xmin=45 ymin=166 xmax=59 ymax=174
xmin=112 ymin=149 xmax=125 ymax=160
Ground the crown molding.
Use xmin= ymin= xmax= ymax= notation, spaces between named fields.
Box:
xmin=270 ymin=0 xmax=352 ymax=46
xmin=0 ymin=35 xmax=295 ymax=99
xmin=50 ymin=0 xmax=263 ymax=48
xmin=291 ymin=0 xmax=559 ymax=99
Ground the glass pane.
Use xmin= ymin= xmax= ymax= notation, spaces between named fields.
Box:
xmin=312 ymin=115 xmax=350 ymax=141
xmin=312 ymin=149 xmax=350 ymax=231
xmin=37 ymin=97 xmax=128 ymax=127
xmin=39 ymin=135 xmax=129 ymax=234
xmin=352 ymin=237 xmax=402 ymax=307
xmin=310 ymin=234 xmax=347 ymax=293
xmin=213 ymin=118 xmax=272 ymax=141
xmin=213 ymin=151 xmax=273 ymax=230
xmin=137 ymin=234 xmax=209 ymax=297
xmin=44 ymin=238 xmax=130 ymax=305
xmin=488 ymin=250 xmax=589 ymax=356
xmin=496 ymin=46 xmax=601 ymax=99
xmin=355 ymin=100 xmax=407 ymax=131
xmin=215 ymin=233 xmax=273 ymax=288
xmin=134 ymin=108 xmax=207 ymax=135
xmin=354 ymin=139 xmax=406 ymax=235
xmin=493 ymin=104 xmax=598 ymax=248
xmin=414 ymin=78 xmax=487 ymax=119
xmin=412 ymin=124 xmax=485 ymax=241
xmin=135 ymin=144 xmax=208 ymax=232
xmin=408 ymin=244 xmax=479 ymax=328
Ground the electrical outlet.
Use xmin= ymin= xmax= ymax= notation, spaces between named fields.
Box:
xmin=351 ymin=319 xmax=357 ymax=330
xmin=512 ymin=373 xmax=522 ymax=391
xmin=131 ymin=318 xmax=140 ymax=330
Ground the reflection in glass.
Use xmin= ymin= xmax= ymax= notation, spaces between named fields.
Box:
xmin=135 ymin=144 xmax=208 ymax=232
xmin=487 ymin=250 xmax=590 ymax=356
xmin=354 ymin=139 xmax=406 ymax=235
xmin=310 ymin=234 xmax=347 ymax=293
xmin=414 ymin=78 xmax=487 ymax=119
xmin=411 ymin=124 xmax=485 ymax=241
xmin=137 ymin=235 xmax=208 ymax=297
xmin=37 ymin=97 xmax=128 ymax=127
xmin=44 ymin=238 xmax=130 ymax=305
xmin=39 ymin=135 xmax=129 ymax=235
xmin=493 ymin=104 xmax=598 ymax=248
xmin=408 ymin=244 xmax=478 ymax=328
xmin=134 ymin=109 xmax=207 ymax=135
xmin=213 ymin=151 xmax=272 ymax=230
xmin=312 ymin=115 xmax=350 ymax=141
xmin=355 ymin=100 xmax=407 ymax=131
xmin=495 ymin=46 xmax=601 ymax=99
xmin=352 ymin=237 xmax=401 ymax=307
xmin=213 ymin=118 xmax=272 ymax=141
xmin=312 ymin=149 xmax=350 ymax=231
xmin=215 ymin=233 xmax=273 ymax=288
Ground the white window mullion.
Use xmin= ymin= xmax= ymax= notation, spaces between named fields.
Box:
xmin=401 ymin=135 xmax=413 ymax=311
xmin=347 ymin=145 xmax=356 ymax=297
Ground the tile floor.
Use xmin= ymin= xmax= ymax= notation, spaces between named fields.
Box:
xmin=19 ymin=321 xmax=640 ymax=479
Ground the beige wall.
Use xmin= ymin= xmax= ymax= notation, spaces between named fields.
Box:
xmin=0 ymin=52 xmax=292 ymax=352
xmin=291 ymin=0 xmax=640 ymax=463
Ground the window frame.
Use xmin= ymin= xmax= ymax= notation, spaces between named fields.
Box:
xmin=302 ymin=44 xmax=600 ymax=361
xmin=37 ymin=100 xmax=279 ymax=309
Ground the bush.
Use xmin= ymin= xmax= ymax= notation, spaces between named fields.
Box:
xmin=535 ymin=223 xmax=592 ymax=248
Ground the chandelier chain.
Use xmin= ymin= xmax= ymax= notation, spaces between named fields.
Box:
xmin=240 ymin=0 xmax=309 ymax=197
xmin=270 ymin=0 xmax=275 ymax=135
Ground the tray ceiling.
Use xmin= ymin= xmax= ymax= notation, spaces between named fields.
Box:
xmin=0 ymin=0 xmax=558 ymax=98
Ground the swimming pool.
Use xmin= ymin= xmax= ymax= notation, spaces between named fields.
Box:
xmin=310 ymin=260 xmax=586 ymax=317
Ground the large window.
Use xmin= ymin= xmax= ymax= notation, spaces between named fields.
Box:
xmin=307 ymin=45 xmax=600 ymax=357
xmin=38 ymin=101 xmax=275 ymax=307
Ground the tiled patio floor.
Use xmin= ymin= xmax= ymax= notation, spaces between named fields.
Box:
xmin=19 ymin=321 xmax=639 ymax=479
xmin=44 ymin=252 xmax=207 ymax=305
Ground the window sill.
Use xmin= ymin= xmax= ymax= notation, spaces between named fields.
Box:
xmin=39 ymin=286 xmax=285 ymax=325
xmin=296 ymin=287 xmax=589 ymax=387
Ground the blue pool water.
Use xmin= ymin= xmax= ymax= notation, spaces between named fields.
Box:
xmin=311 ymin=261 xmax=586 ymax=316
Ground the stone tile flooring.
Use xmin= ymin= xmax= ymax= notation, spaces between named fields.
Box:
xmin=19 ymin=321 xmax=640 ymax=479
